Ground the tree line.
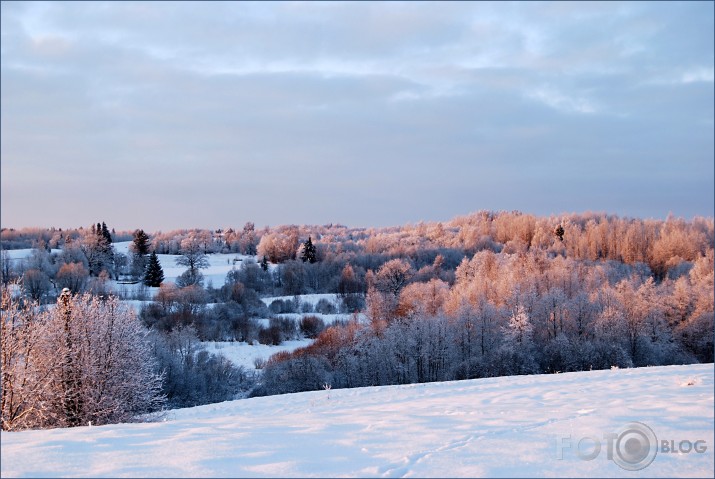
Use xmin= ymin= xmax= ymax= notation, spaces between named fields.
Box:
xmin=1 ymin=211 xmax=713 ymax=428
xmin=254 ymin=246 xmax=713 ymax=396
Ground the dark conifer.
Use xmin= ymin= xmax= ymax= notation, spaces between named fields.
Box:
xmin=144 ymin=251 xmax=164 ymax=287
xmin=301 ymin=236 xmax=317 ymax=263
xmin=101 ymin=222 xmax=112 ymax=244
xmin=554 ymin=224 xmax=565 ymax=242
xmin=132 ymin=229 xmax=151 ymax=256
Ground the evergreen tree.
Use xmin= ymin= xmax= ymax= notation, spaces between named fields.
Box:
xmin=130 ymin=229 xmax=151 ymax=281
xmin=144 ymin=252 xmax=164 ymax=287
xmin=261 ymin=255 xmax=269 ymax=272
xmin=83 ymin=222 xmax=114 ymax=277
xmin=132 ymin=229 xmax=151 ymax=256
xmin=101 ymin=222 xmax=112 ymax=244
xmin=301 ymin=236 xmax=317 ymax=264
xmin=554 ymin=224 xmax=565 ymax=242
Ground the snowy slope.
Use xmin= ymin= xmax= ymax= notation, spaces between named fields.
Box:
xmin=204 ymin=340 xmax=313 ymax=370
xmin=261 ymin=293 xmax=340 ymax=307
xmin=2 ymin=364 xmax=713 ymax=478
xmin=114 ymin=240 xmax=255 ymax=287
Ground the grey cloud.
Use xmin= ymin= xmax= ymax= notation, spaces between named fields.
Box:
xmin=1 ymin=1 xmax=712 ymax=230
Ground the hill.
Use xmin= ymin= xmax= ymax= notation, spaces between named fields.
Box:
xmin=2 ymin=364 xmax=713 ymax=478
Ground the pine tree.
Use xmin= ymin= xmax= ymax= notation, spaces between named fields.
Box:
xmin=261 ymin=255 xmax=269 ymax=272
xmin=130 ymin=230 xmax=151 ymax=281
xmin=301 ymin=236 xmax=317 ymax=264
xmin=554 ymin=224 xmax=565 ymax=242
xmin=101 ymin=222 xmax=112 ymax=244
xmin=144 ymin=251 xmax=164 ymax=287
xmin=83 ymin=222 xmax=114 ymax=277
xmin=132 ymin=229 xmax=151 ymax=256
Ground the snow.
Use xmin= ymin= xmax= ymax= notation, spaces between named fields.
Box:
xmin=261 ymin=293 xmax=340 ymax=307
xmin=203 ymin=339 xmax=313 ymax=371
xmin=2 ymin=364 xmax=712 ymax=478
xmin=2 ymin=248 xmax=62 ymax=262
xmin=114 ymin=241 xmax=256 ymax=287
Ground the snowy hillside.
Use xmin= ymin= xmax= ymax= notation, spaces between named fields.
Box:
xmin=2 ymin=364 xmax=712 ymax=478
xmin=113 ymin=240 xmax=259 ymax=288
xmin=204 ymin=339 xmax=313 ymax=371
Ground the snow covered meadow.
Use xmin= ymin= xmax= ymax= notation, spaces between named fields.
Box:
xmin=2 ymin=363 xmax=712 ymax=478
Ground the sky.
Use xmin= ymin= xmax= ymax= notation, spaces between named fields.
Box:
xmin=1 ymin=1 xmax=713 ymax=231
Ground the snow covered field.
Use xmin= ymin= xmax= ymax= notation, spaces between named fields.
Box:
xmin=2 ymin=364 xmax=712 ymax=478
xmin=204 ymin=339 xmax=313 ymax=371
xmin=113 ymin=241 xmax=258 ymax=288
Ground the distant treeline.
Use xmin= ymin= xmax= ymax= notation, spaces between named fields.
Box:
xmin=1 ymin=210 xmax=713 ymax=425
xmin=3 ymin=211 xmax=714 ymax=273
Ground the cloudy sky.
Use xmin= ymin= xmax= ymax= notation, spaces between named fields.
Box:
xmin=2 ymin=1 xmax=713 ymax=231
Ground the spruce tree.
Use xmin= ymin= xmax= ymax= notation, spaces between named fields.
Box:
xmin=301 ymin=236 xmax=317 ymax=264
xmin=554 ymin=224 xmax=565 ymax=242
xmin=100 ymin=222 xmax=112 ymax=244
xmin=144 ymin=251 xmax=164 ymax=287
xmin=260 ymin=255 xmax=269 ymax=272
xmin=132 ymin=229 xmax=150 ymax=256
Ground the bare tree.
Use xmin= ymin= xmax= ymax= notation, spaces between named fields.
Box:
xmin=21 ymin=269 xmax=51 ymax=302
xmin=175 ymin=236 xmax=210 ymax=283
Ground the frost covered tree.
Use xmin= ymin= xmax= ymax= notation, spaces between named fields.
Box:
xmin=504 ymin=305 xmax=533 ymax=346
xmin=81 ymin=223 xmax=114 ymax=277
xmin=1 ymin=287 xmax=165 ymax=430
xmin=175 ymin=236 xmax=209 ymax=286
xmin=1 ymin=250 xmax=16 ymax=285
xmin=21 ymin=269 xmax=51 ymax=302
xmin=240 ymin=221 xmax=258 ymax=255
xmin=257 ymin=227 xmax=300 ymax=263
xmin=371 ymin=259 xmax=413 ymax=297
xmin=149 ymin=325 xmax=253 ymax=407
xmin=55 ymin=262 xmax=89 ymax=293
xmin=1 ymin=288 xmax=53 ymax=431
xmin=176 ymin=236 xmax=210 ymax=273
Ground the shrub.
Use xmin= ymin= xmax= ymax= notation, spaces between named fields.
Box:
xmin=315 ymin=297 xmax=337 ymax=314
xmin=300 ymin=315 xmax=326 ymax=339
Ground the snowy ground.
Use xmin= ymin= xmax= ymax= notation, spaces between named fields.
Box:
xmin=113 ymin=241 xmax=258 ymax=290
xmin=2 ymin=364 xmax=712 ymax=478
xmin=203 ymin=339 xmax=313 ymax=371
xmin=261 ymin=293 xmax=340 ymax=307
xmin=3 ymin=248 xmax=63 ymax=261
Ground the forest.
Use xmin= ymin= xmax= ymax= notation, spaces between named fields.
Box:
xmin=1 ymin=211 xmax=713 ymax=430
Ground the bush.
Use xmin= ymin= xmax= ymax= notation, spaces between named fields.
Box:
xmin=271 ymin=316 xmax=297 ymax=341
xmin=258 ymin=325 xmax=282 ymax=345
xmin=150 ymin=326 xmax=254 ymax=408
xmin=255 ymin=355 xmax=332 ymax=396
xmin=339 ymin=293 xmax=365 ymax=313
xmin=315 ymin=298 xmax=337 ymax=314
xmin=2 ymin=290 xmax=165 ymax=430
xmin=253 ymin=357 xmax=267 ymax=370
xmin=269 ymin=299 xmax=290 ymax=314
xmin=300 ymin=315 xmax=326 ymax=339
